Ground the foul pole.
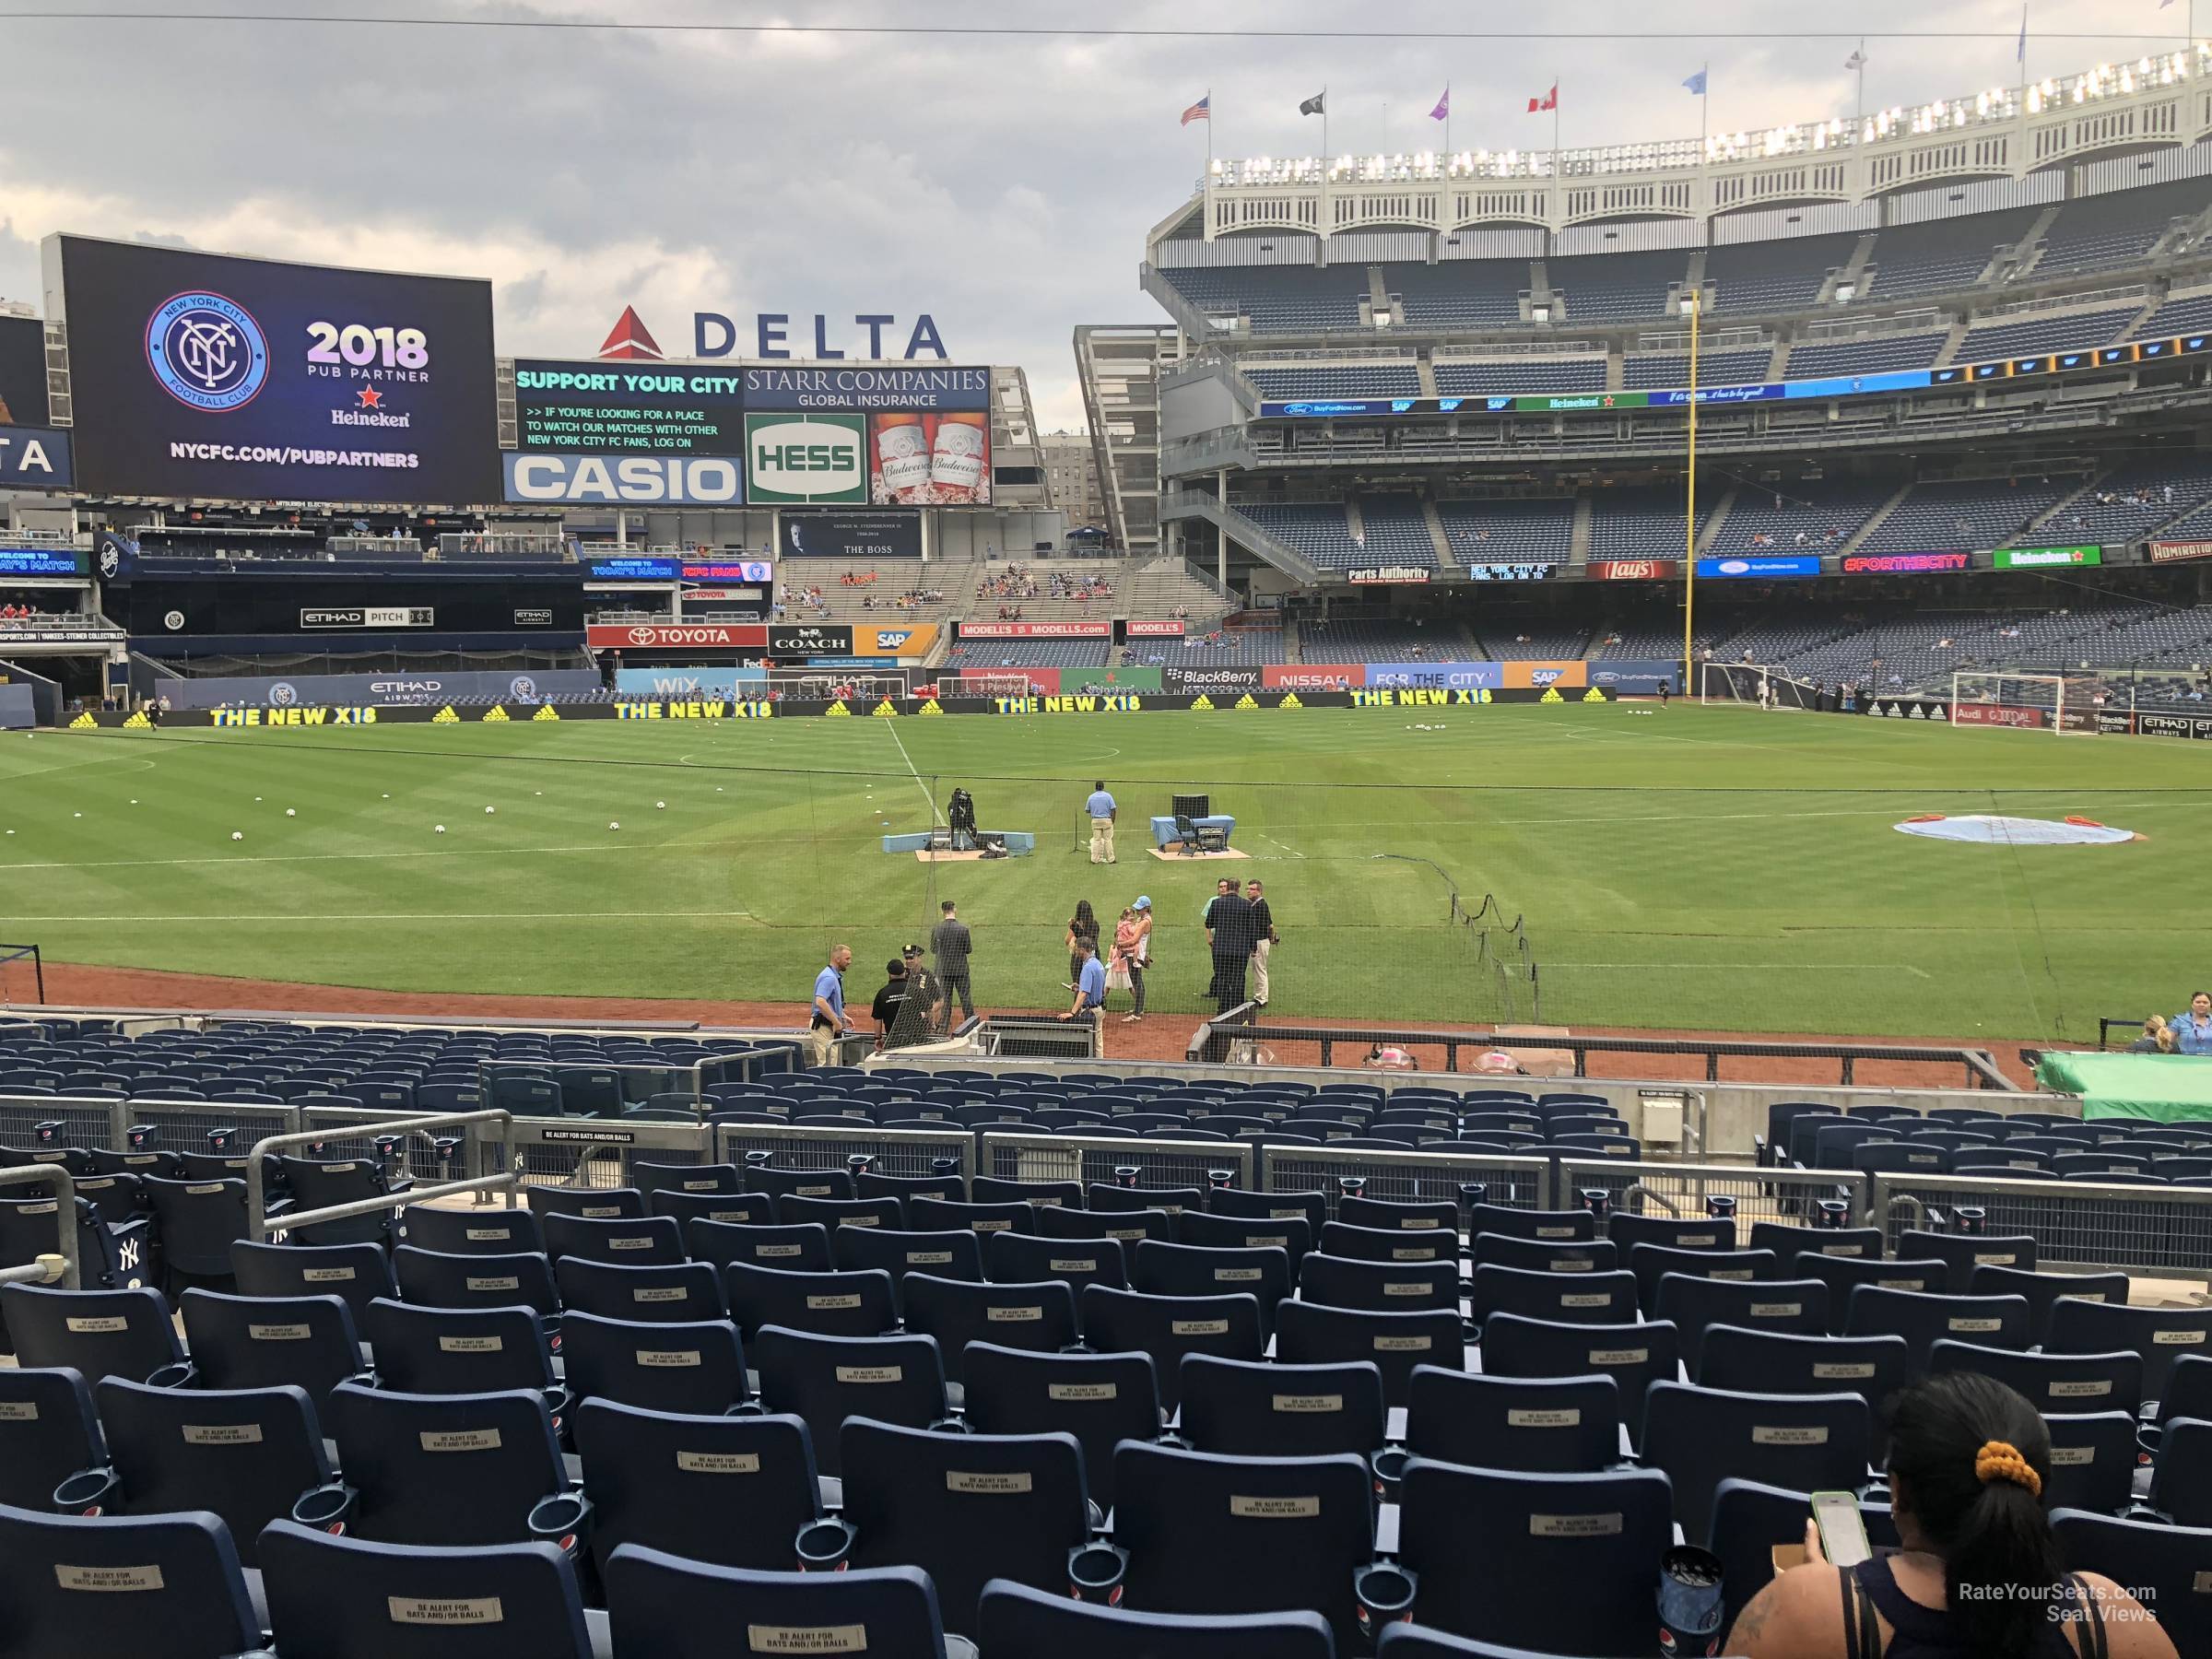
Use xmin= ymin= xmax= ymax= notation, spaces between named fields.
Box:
xmin=1682 ymin=292 xmax=1700 ymax=691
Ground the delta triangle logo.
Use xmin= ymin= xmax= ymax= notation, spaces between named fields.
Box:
xmin=597 ymin=305 xmax=664 ymax=361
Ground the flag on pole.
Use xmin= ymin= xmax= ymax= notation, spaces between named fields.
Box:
xmin=1527 ymin=83 xmax=1558 ymax=112
xmin=1430 ymin=87 xmax=1450 ymax=121
xmin=1299 ymin=91 xmax=1326 ymax=115
xmin=1844 ymin=47 xmax=1868 ymax=69
xmin=1682 ymin=67 xmax=1707 ymax=95
xmin=1181 ymin=94 xmax=1210 ymax=125
xmin=2018 ymin=6 xmax=2029 ymax=62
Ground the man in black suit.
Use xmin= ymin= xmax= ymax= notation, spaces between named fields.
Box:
xmin=1206 ymin=880 xmax=1254 ymax=1013
xmin=929 ymin=900 xmax=974 ymax=1026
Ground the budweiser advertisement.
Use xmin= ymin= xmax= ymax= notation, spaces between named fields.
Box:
xmin=1589 ymin=559 xmax=1678 ymax=581
xmin=870 ymin=411 xmax=991 ymax=506
xmin=2150 ymin=540 xmax=2212 ymax=564
xmin=586 ymin=622 xmax=767 ymax=651
xmin=959 ymin=621 xmax=1112 ymax=640
xmin=1126 ymin=619 xmax=1186 ymax=637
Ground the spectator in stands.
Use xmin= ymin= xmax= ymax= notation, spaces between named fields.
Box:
xmin=1057 ymin=936 xmax=1108 ymax=1052
xmin=1066 ymin=900 xmax=1100 ymax=985
xmin=2128 ymin=1015 xmax=2174 ymax=1054
xmin=1725 ymin=1371 xmax=2169 ymax=1659
xmin=2170 ymin=991 xmax=2212 ymax=1056
xmin=807 ymin=945 xmax=855 ymax=1066
xmin=930 ymin=901 xmax=974 ymax=1024
xmin=869 ymin=959 xmax=909 ymax=1041
xmin=1244 ymin=879 xmax=1277 ymax=1008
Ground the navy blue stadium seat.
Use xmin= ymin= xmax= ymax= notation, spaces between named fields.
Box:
xmin=0 ymin=1367 xmax=102 ymax=1509
xmin=1301 ymin=1252 xmax=1460 ymax=1316
xmin=1324 ymin=1218 xmax=1458 ymax=1265
xmin=1653 ymin=1275 xmax=1830 ymax=1373
xmin=1967 ymin=1265 xmax=2129 ymax=1347
xmin=1846 ymin=1287 xmax=2030 ymax=1371
xmin=1135 ymin=1239 xmax=1292 ymax=1331
xmin=396 ymin=1202 xmax=544 ymax=1255
xmin=139 ymin=1175 xmax=255 ymax=1286
xmin=276 ymin=1154 xmax=407 ymax=1248
xmin=322 ymin=1382 xmax=577 ymax=1547
xmin=751 ymin=1326 xmax=947 ymax=1477
xmin=1178 ymin=1354 xmax=1387 ymax=1459
xmin=258 ymin=1520 xmax=594 ymax=1659
xmin=834 ymin=1227 xmax=984 ymax=1301
xmin=572 ymin=1400 xmax=826 ymax=1575
xmin=650 ymin=1188 xmax=773 ymax=1227
xmin=527 ymin=1186 xmax=645 ymax=1221
xmin=960 ymin=1343 xmax=1161 ymax=1511
xmin=907 ymin=1196 xmax=1036 ymax=1236
xmin=2047 ymin=1299 xmax=2212 ymax=1402
xmin=1712 ymin=1477 xmax=1901 ymax=1631
xmin=744 ymin=1164 xmax=856 ymax=1201
xmin=1748 ymin=1222 xmax=1886 ymax=1264
xmin=2039 ymin=1410 xmax=2140 ymax=1514
xmin=179 ymin=1287 xmax=365 ymax=1408
xmin=392 ymin=1245 xmax=561 ymax=1321
xmin=1079 ymin=1287 xmax=1263 ymax=1407
xmin=982 ymin=1230 xmax=1127 ymax=1315
xmin=1 ymin=1284 xmax=185 ymax=1383
xmin=1640 ymin=1380 xmax=1871 ymax=1539
xmin=361 ymin=1300 xmax=559 ymax=1400
xmin=688 ymin=1218 xmax=834 ymax=1274
xmin=778 ymin=1194 xmax=905 ymax=1231
xmin=1608 ymin=1211 xmax=1736 ymax=1253
xmin=1178 ymin=1208 xmax=1314 ymax=1268
xmin=1476 ymin=1312 xmax=1680 ymax=1452
xmin=1470 ymin=1231 xmax=1616 ymax=1275
xmin=900 ymin=1274 xmax=1077 ymax=1381
xmin=1627 ymin=1243 xmax=1777 ymax=1316
xmin=541 ymin=1211 xmax=684 ymax=1266
xmin=1468 ymin=1205 xmax=1594 ymax=1242
xmin=228 ymin=1239 xmax=395 ymax=1326
xmin=723 ymin=1261 xmax=898 ymax=1339
xmin=1038 ymin=1205 xmax=1176 ymax=1245
xmin=0 ymin=1503 xmax=262 ymax=1659
xmin=557 ymin=1255 xmax=725 ymax=1324
xmin=1469 ymin=1263 xmax=1639 ymax=1329
xmin=1397 ymin=1458 xmax=1674 ymax=1654
xmin=2051 ymin=1509 xmax=2212 ymax=1656
xmin=91 ymin=1378 xmax=329 ymax=1567
xmin=1338 ymin=1194 xmax=1458 ymax=1234
xmin=1930 ymin=1338 xmax=2144 ymax=1418
xmin=604 ymin=1550 xmax=949 ymax=1659
xmin=1793 ymin=1253 xmax=1949 ymax=1332
xmin=561 ymin=1310 xmax=750 ymax=1417
xmin=1896 ymin=1229 xmax=2036 ymax=1293
xmin=977 ymin=1578 xmax=1335 ymax=1659
xmin=1404 ymin=1365 xmax=1621 ymax=1474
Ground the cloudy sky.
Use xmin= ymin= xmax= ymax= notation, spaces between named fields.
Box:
xmin=0 ymin=1 xmax=2187 ymax=428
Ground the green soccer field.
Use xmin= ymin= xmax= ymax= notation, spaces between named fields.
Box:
xmin=2 ymin=703 xmax=2205 ymax=1041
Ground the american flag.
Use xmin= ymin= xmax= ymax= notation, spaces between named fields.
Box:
xmin=1181 ymin=94 xmax=1210 ymax=125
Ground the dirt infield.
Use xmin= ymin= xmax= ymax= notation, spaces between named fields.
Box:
xmin=17 ymin=961 xmax=2041 ymax=1089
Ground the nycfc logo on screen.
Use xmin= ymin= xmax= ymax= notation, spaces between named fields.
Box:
xmin=269 ymin=682 xmax=300 ymax=707
xmin=509 ymin=676 xmax=539 ymax=702
xmin=146 ymin=292 xmax=270 ymax=411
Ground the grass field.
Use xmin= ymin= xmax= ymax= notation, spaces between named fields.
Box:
xmin=1 ymin=702 xmax=2205 ymax=1042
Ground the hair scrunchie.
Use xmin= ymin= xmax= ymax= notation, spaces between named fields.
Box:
xmin=1974 ymin=1440 xmax=2042 ymax=1499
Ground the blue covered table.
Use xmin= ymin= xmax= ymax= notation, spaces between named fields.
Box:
xmin=1149 ymin=814 xmax=1236 ymax=850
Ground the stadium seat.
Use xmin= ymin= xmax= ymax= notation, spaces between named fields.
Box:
xmin=971 ymin=1175 xmax=1081 ymax=1206
xmin=841 ymin=1418 xmax=1091 ymax=1636
xmin=392 ymin=1244 xmax=561 ymax=1320
xmin=257 ymin=1520 xmax=594 ymax=1659
xmin=1403 ymin=1365 xmax=1621 ymax=1474
xmin=1273 ymin=1300 xmax=1468 ymax=1407
xmin=1653 ymin=1275 xmax=1830 ymax=1372
xmin=1396 ymin=1458 xmax=1673 ymax=1654
xmin=321 ymin=1382 xmax=579 ymax=1547
xmin=527 ymin=1186 xmax=646 ymax=1221
xmin=2048 ymin=1300 xmax=2212 ymax=1402
xmin=1468 ymin=1205 xmax=1594 ymax=1241
xmin=977 ymin=1577 xmax=1336 ymax=1659
xmin=571 ymin=1400 xmax=827 ymax=1575
xmin=1698 ymin=1324 xmax=1908 ymax=1420
xmin=557 ymin=1255 xmax=726 ymax=1324
xmin=139 ymin=1175 xmax=256 ymax=1286
xmin=541 ymin=1211 xmax=684 ymax=1266
xmin=1965 ymin=1265 xmax=2129 ymax=1347
xmin=1626 ymin=1243 xmax=1777 ymax=1316
xmin=900 ymin=1273 xmax=1077 ymax=1382
xmin=1111 ymin=1441 xmax=1384 ymax=1646
xmin=1324 ymin=1218 xmax=1457 ymax=1265
xmin=1178 ymin=1208 xmax=1314 ymax=1267
xmin=1845 ymin=1287 xmax=2030 ymax=1370
xmin=2148 ymin=1416 xmax=2212 ymax=1526
xmin=1038 ymin=1205 xmax=1176 ymax=1245
xmin=649 ymin=1188 xmax=773 ymax=1227
xmin=1302 ymin=1252 xmax=1460 ymax=1316
xmin=2051 ymin=1509 xmax=2212 ymax=1656
xmin=395 ymin=1202 xmax=544 ymax=1255
xmin=1469 ymin=1263 xmax=1639 ymax=1329
xmin=906 ymin=1196 xmax=1035 ymax=1236
xmin=560 ymin=1310 xmax=750 ymax=1417
xmin=779 ymin=1194 xmax=905 ymax=1231
xmin=1747 ymin=1222 xmax=1888 ymax=1263
xmin=1895 ymin=1230 xmax=2037 ymax=1294
xmin=833 ymin=1226 xmax=984 ymax=1301
xmin=1475 ymin=1312 xmax=1680 ymax=1451
xmin=228 ymin=1239 xmax=395 ymax=1325
xmin=960 ymin=1342 xmax=1161 ymax=1510
xmin=0 ymin=1503 xmax=263 ymax=1659
xmin=1178 ymin=1354 xmax=1387 ymax=1459
xmin=362 ymin=1300 xmax=560 ymax=1400
xmin=1470 ymin=1231 xmax=1617 ymax=1275
xmin=2038 ymin=1409 xmax=2141 ymax=1514
xmin=745 ymin=1164 xmax=857 ymax=1202
xmin=1338 ymin=1194 xmax=1458 ymax=1233
xmin=1711 ymin=1477 xmax=1901 ymax=1631
xmin=751 ymin=1326 xmax=947 ymax=1477
xmin=723 ymin=1261 xmax=898 ymax=1339
xmin=179 ymin=1287 xmax=366 ymax=1408
xmin=688 ymin=1218 xmax=835 ymax=1274
xmin=1135 ymin=1239 xmax=1291 ymax=1330
xmin=1793 ymin=1253 xmax=1949 ymax=1332
xmin=604 ymin=1550 xmax=948 ymax=1659
xmin=1 ymin=1284 xmax=187 ymax=1384
xmin=1640 ymin=1381 xmax=1871 ymax=1539
xmin=1079 ymin=1286 xmax=1263 ymax=1406
xmin=0 ymin=1367 xmax=103 ymax=1510
xmin=88 ymin=1377 xmax=329 ymax=1566
xmin=1607 ymin=1211 xmax=1736 ymax=1253
xmin=276 ymin=1153 xmax=407 ymax=1248
xmin=1930 ymin=1338 xmax=2144 ymax=1418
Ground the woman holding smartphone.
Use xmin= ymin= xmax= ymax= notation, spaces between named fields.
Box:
xmin=1727 ymin=1372 xmax=2171 ymax=1659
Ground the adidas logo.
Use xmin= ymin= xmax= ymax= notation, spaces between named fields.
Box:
xmin=481 ymin=706 xmax=510 ymax=723
xmin=122 ymin=710 xmax=151 ymax=728
xmin=533 ymin=704 xmax=560 ymax=722
xmin=1277 ymin=692 xmax=1303 ymax=711
xmin=68 ymin=712 xmax=96 ymax=729
xmin=824 ymin=701 xmax=853 ymax=717
xmin=1190 ymin=694 xmax=1216 ymax=712
xmin=1234 ymin=693 xmax=1260 ymax=710
xmin=870 ymin=700 xmax=899 ymax=717
xmin=918 ymin=699 xmax=945 ymax=716
xmin=431 ymin=706 xmax=460 ymax=724
xmin=1539 ymin=687 xmax=1565 ymax=704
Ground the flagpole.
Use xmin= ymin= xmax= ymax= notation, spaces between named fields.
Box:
xmin=1700 ymin=61 xmax=1710 ymax=152
xmin=1552 ymin=69 xmax=1561 ymax=194
xmin=1683 ymin=291 xmax=1700 ymax=699
xmin=1854 ymin=40 xmax=1866 ymax=131
xmin=1206 ymin=86 xmax=1213 ymax=171
xmin=1323 ymin=85 xmax=1329 ymax=175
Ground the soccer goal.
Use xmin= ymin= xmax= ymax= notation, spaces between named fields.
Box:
xmin=1698 ymin=663 xmax=1821 ymax=711
xmin=1949 ymin=671 xmax=2106 ymax=735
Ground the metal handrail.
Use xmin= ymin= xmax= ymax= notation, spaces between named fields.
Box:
xmin=247 ymin=1110 xmax=518 ymax=1241
xmin=0 ymin=1161 xmax=78 ymax=1288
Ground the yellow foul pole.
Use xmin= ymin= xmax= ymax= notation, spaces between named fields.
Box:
xmin=1682 ymin=293 xmax=1700 ymax=694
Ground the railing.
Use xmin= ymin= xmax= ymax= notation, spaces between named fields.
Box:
xmin=979 ymin=1133 xmax=1253 ymax=1195
xmin=246 ymin=1111 xmax=519 ymax=1241
xmin=1869 ymin=1170 xmax=2212 ymax=1283
xmin=0 ymin=1162 xmax=76 ymax=1289
xmin=1185 ymin=1016 xmax=2017 ymax=1089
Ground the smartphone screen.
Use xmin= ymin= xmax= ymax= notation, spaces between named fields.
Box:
xmin=1812 ymin=1490 xmax=1872 ymax=1569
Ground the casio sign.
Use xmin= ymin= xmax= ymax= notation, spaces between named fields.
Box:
xmin=504 ymin=453 xmax=744 ymax=505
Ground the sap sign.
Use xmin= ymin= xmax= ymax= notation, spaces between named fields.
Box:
xmin=1694 ymin=556 xmax=1823 ymax=579
xmin=694 ymin=312 xmax=948 ymax=360
xmin=504 ymin=453 xmax=745 ymax=505
xmin=745 ymin=414 xmax=866 ymax=504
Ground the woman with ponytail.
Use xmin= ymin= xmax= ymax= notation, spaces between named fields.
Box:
xmin=1727 ymin=1371 xmax=2172 ymax=1658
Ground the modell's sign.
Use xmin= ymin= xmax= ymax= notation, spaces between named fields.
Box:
xmin=960 ymin=621 xmax=1112 ymax=640
xmin=1126 ymin=619 xmax=1186 ymax=637
xmin=2150 ymin=540 xmax=2212 ymax=564
xmin=1589 ymin=559 xmax=1678 ymax=581
xmin=584 ymin=622 xmax=769 ymax=650
xmin=1345 ymin=566 xmax=1431 ymax=584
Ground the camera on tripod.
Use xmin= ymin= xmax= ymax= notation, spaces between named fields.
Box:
xmin=947 ymin=788 xmax=978 ymax=848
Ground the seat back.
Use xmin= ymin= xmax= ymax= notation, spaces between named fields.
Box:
xmin=1178 ymin=1355 xmax=1386 ymax=1459
xmin=1641 ymin=1380 xmax=1871 ymax=1540
xmin=1747 ymin=1222 xmax=1886 ymax=1264
xmin=179 ymin=1288 xmax=363 ymax=1408
xmin=1712 ymin=1477 xmax=1901 ymax=1631
xmin=1 ymin=1284 xmax=182 ymax=1383
xmin=1112 ymin=1441 xmax=1376 ymax=1647
xmin=1626 ymin=1243 xmax=1777 ymax=1317
xmin=1300 ymin=1252 xmax=1459 ymax=1315
xmin=1896 ymin=1230 xmax=2038 ymax=1294
xmin=602 ymin=1551 xmax=948 ymax=1659
xmin=976 ymin=1579 xmax=1335 ymax=1659
xmin=1469 ymin=1263 xmax=1640 ymax=1328
xmin=960 ymin=1342 xmax=1160 ymax=1511
xmin=687 ymin=1218 xmax=834 ymax=1274
xmin=140 ymin=1176 xmax=253 ymax=1278
xmin=561 ymin=1311 xmax=749 ymax=1417
xmin=395 ymin=1203 xmax=544 ymax=1256
xmin=324 ymin=1382 xmax=566 ymax=1546
xmin=1403 ymin=1366 xmax=1620 ymax=1474
xmin=1336 ymin=1194 xmax=1457 ymax=1234
xmin=900 ymin=1275 xmax=1077 ymax=1382
xmin=275 ymin=1156 xmax=397 ymax=1247
xmin=1037 ymin=1205 xmax=1175 ymax=1245
xmin=1466 ymin=1204 xmax=1594 ymax=1241
xmin=1177 ymin=1210 xmax=1313 ymax=1270
xmin=1469 ymin=1231 xmax=1617 ymax=1275
xmin=361 ymin=1300 xmax=555 ymax=1396
xmin=2051 ymin=1509 xmax=2212 ymax=1657
xmin=2047 ymin=1299 xmax=2212 ymax=1401
xmin=526 ymin=1186 xmax=645 ymax=1221
xmin=1475 ymin=1312 xmax=1681 ymax=1452
xmin=1134 ymin=1240 xmax=1291 ymax=1331
xmin=1206 ymin=1186 xmax=1327 ymax=1236
xmin=1320 ymin=1218 xmax=1456 ymax=1266
xmin=0 ymin=1367 xmax=102 ymax=1509
xmin=1792 ymin=1253 xmax=1949 ymax=1334
xmin=1396 ymin=1458 xmax=1674 ymax=1655
xmin=834 ymin=1227 xmax=985 ymax=1301
xmin=571 ymin=1400 xmax=822 ymax=1575
xmin=1846 ymin=1287 xmax=2032 ymax=1370
xmin=633 ymin=1160 xmax=743 ymax=1197
xmin=1653 ymin=1275 xmax=1830 ymax=1372
xmin=1929 ymin=1338 xmax=2145 ymax=1419
xmin=750 ymin=1327 xmax=947 ymax=1478
xmin=982 ymin=1230 xmax=1127 ymax=1319
xmin=391 ymin=1246 xmax=560 ymax=1320
xmin=722 ymin=1262 xmax=898 ymax=1340
xmin=1079 ymin=1287 xmax=1263 ymax=1408
xmin=0 ymin=1505 xmax=260 ymax=1659
xmin=1608 ymin=1212 xmax=1737 ymax=1253
xmin=556 ymin=1257 xmax=726 ymax=1324
xmin=541 ymin=1212 xmax=684 ymax=1266
xmin=1272 ymin=1300 xmax=1466 ymax=1409
xmin=2041 ymin=1410 xmax=2141 ymax=1514
xmin=743 ymin=1165 xmax=856 ymax=1201
xmin=96 ymin=1378 xmax=329 ymax=1569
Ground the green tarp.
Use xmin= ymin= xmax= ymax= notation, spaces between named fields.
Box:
xmin=2034 ymin=1052 xmax=2212 ymax=1123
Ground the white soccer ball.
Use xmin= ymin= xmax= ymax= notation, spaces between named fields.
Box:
xmin=72 ymin=812 xmax=81 ymax=818
xmin=436 ymin=825 xmax=446 ymax=834
xmin=655 ymin=801 xmax=666 ymax=810
xmin=230 ymin=831 xmax=242 ymax=841
xmin=608 ymin=821 xmax=620 ymax=831
xmin=485 ymin=806 xmax=496 ymax=815
xmin=285 ymin=807 xmax=296 ymax=817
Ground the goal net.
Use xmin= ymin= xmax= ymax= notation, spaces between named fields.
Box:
xmin=1950 ymin=671 xmax=2106 ymax=735
xmin=1698 ymin=663 xmax=1822 ymax=711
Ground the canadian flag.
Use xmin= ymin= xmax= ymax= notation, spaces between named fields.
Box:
xmin=1527 ymin=84 xmax=1558 ymax=112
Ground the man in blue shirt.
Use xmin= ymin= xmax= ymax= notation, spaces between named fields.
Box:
xmin=807 ymin=944 xmax=853 ymax=1067
xmin=1059 ymin=937 xmax=1109 ymax=1054
xmin=2172 ymin=991 xmax=2212 ymax=1056
xmin=1085 ymin=780 xmax=1117 ymax=865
